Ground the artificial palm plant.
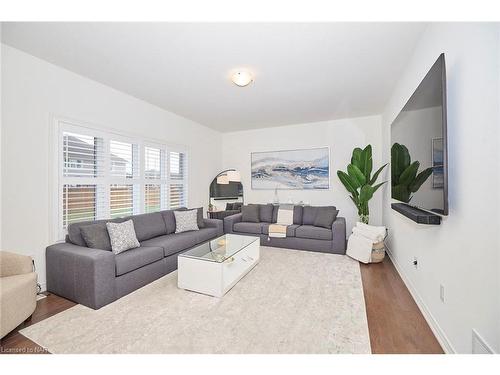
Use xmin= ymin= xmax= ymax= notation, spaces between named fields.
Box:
xmin=337 ymin=145 xmax=387 ymax=224
xmin=391 ymin=143 xmax=433 ymax=203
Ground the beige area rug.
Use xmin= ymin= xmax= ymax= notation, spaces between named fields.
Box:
xmin=21 ymin=247 xmax=371 ymax=354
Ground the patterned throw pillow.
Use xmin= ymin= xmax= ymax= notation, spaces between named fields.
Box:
xmin=174 ymin=209 xmax=199 ymax=233
xmin=106 ymin=220 xmax=140 ymax=255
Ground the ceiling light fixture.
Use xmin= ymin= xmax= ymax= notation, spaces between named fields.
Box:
xmin=231 ymin=70 xmax=253 ymax=87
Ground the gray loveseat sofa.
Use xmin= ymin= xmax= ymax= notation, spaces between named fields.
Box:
xmin=224 ymin=204 xmax=346 ymax=254
xmin=46 ymin=209 xmax=223 ymax=309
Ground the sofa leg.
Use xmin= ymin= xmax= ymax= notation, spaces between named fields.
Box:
xmin=24 ymin=314 xmax=33 ymax=323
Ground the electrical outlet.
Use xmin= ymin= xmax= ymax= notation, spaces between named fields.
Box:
xmin=440 ymin=284 xmax=445 ymax=303
xmin=413 ymin=257 xmax=418 ymax=269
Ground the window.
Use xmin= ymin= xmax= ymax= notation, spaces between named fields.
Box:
xmin=56 ymin=121 xmax=188 ymax=240
xmin=168 ymin=151 xmax=188 ymax=209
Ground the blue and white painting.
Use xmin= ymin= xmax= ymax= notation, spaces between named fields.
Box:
xmin=251 ymin=147 xmax=330 ymax=190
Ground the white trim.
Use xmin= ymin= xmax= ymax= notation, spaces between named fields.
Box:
xmin=385 ymin=245 xmax=456 ymax=353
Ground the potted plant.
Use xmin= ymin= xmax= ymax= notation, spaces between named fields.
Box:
xmin=391 ymin=143 xmax=433 ymax=203
xmin=337 ymin=145 xmax=387 ymax=224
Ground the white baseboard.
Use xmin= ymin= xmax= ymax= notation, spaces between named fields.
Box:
xmin=385 ymin=247 xmax=456 ymax=354
xmin=38 ymin=282 xmax=47 ymax=293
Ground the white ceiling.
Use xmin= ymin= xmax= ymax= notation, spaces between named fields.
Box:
xmin=1 ymin=22 xmax=426 ymax=132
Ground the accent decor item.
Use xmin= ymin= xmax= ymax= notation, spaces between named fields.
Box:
xmin=251 ymin=147 xmax=329 ymax=190
xmin=337 ymin=145 xmax=387 ymax=224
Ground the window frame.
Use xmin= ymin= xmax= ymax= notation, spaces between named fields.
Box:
xmin=51 ymin=117 xmax=189 ymax=242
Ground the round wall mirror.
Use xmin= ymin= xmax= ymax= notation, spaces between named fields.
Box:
xmin=208 ymin=169 xmax=244 ymax=219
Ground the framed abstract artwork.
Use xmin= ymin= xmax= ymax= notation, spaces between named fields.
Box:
xmin=251 ymin=147 xmax=330 ymax=190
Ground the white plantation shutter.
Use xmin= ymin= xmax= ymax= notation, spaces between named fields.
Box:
xmin=110 ymin=140 xmax=139 ymax=179
xmin=144 ymin=146 xmax=167 ymax=212
xmin=63 ymin=132 xmax=105 ymax=178
xmin=110 ymin=184 xmax=140 ymax=218
xmin=61 ymin=131 xmax=106 ymax=229
xmin=57 ymin=122 xmax=189 ymax=239
xmin=145 ymin=184 xmax=161 ymax=213
xmin=169 ymin=151 xmax=188 ymax=209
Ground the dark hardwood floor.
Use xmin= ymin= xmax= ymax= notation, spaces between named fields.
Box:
xmin=360 ymin=257 xmax=443 ymax=354
xmin=1 ymin=256 xmax=443 ymax=354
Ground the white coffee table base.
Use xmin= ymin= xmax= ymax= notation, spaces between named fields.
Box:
xmin=178 ymin=238 xmax=260 ymax=297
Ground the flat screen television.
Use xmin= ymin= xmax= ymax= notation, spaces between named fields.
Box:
xmin=391 ymin=53 xmax=448 ymax=216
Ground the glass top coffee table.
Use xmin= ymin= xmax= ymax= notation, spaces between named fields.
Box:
xmin=177 ymin=234 xmax=260 ymax=297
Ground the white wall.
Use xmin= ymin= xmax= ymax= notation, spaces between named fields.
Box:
xmin=221 ymin=116 xmax=384 ymax=232
xmin=382 ymin=23 xmax=500 ymax=353
xmin=0 ymin=25 xmax=2 ymax=248
xmin=1 ymin=44 xmax=222 ymax=289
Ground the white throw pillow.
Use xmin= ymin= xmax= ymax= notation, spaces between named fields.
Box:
xmin=106 ymin=220 xmax=140 ymax=255
xmin=174 ymin=209 xmax=199 ymax=233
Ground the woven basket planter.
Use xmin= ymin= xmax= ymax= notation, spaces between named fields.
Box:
xmin=370 ymin=241 xmax=386 ymax=263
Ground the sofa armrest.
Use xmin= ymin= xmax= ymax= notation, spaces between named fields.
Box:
xmin=0 ymin=251 xmax=33 ymax=278
xmin=223 ymin=213 xmax=243 ymax=234
xmin=331 ymin=217 xmax=347 ymax=253
xmin=46 ymin=242 xmax=116 ymax=309
xmin=203 ymin=218 xmax=224 ymax=236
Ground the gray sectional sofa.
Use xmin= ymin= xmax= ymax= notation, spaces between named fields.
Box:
xmin=46 ymin=209 xmax=223 ymax=309
xmin=224 ymin=204 xmax=346 ymax=254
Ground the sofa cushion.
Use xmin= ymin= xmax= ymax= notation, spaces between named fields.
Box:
xmin=195 ymin=207 xmax=205 ymax=228
xmin=114 ymin=246 xmax=164 ymax=276
xmin=140 ymin=229 xmax=215 ymax=258
xmin=196 ymin=227 xmax=220 ymax=243
xmin=313 ymin=208 xmax=339 ymax=229
xmin=295 ymin=225 xmax=333 ymax=241
xmin=262 ymin=224 xmax=299 ymax=237
xmin=233 ymin=222 xmax=263 ymax=234
xmin=302 ymin=206 xmax=336 ymax=225
xmin=126 ymin=212 xmax=167 ymax=242
xmin=241 ymin=205 xmax=260 ymax=223
xmin=80 ymin=223 xmax=112 ymax=251
xmin=106 ymin=220 xmax=141 ymax=255
xmin=174 ymin=209 xmax=199 ymax=233
xmin=293 ymin=206 xmax=303 ymax=225
xmin=67 ymin=218 xmax=125 ymax=247
xmin=260 ymin=204 xmax=274 ymax=223
xmin=160 ymin=207 xmax=187 ymax=234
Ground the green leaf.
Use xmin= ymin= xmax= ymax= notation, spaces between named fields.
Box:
xmin=347 ymin=164 xmax=366 ymax=187
xmin=392 ymin=184 xmax=411 ymax=203
xmin=369 ymin=163 xmax=388 ymax=185
xmin=351 ymin=148 xmax=363 ymax=169
xmin=399 ymin=161 xmax=420 ymax=186
xmin=337 ymin=170 xmax=359 ymax=196
xmin=409 ymin=167 xmax=433 ymax=192
xmin=371 ymin=181 xmax=386 ymax=194
xmin=360 ymin=145 xmax=373 ymax=179
xmin=391 ymin=143 xmax=410 ymax=184
xmin=359 ymin=185 xmax=374 ymax=203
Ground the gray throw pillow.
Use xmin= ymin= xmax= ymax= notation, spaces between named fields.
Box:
xmin=106 ymin=220 xmax=140 ymax=255
xmin=313 ymin=208 xmax=339 ymax=229
xmin=259 ymin=204 xmax=274 ymax=223
xmin=80 ymin=223 xmax=112 ymax=251
xmin=241 ymin=204 xmax=260 ymax=222
xmin=195 ymin=207 xmax=205 ymax=228
xmin=174 ymin=209 xmax=199 ymax=233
